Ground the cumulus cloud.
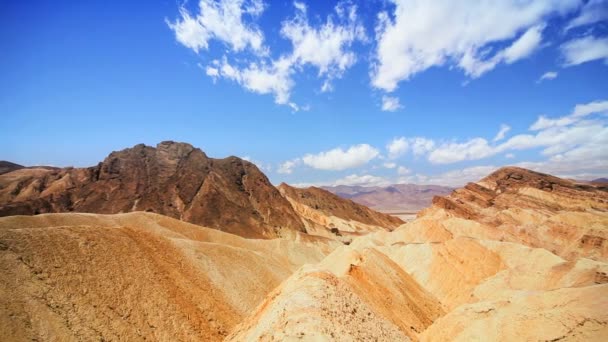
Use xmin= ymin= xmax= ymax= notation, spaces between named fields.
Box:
xmin=277 ymin=159 xmax=300 ymax=174
xmin=383 ymin=162 xmax=397 ymax=169
xmin=387 ymin=136 xmax=435 ymax=158
xmin=371 ymin=1 xmax=578 ymax=91
xmin=281 ymin=1 xmax=366 ymax=91
xmin=387 ymin=137 xmax=408 ymax=159
xmin=169 ymin=1 xmax=366 ymax=109
xmin=561 ymin=35 xmax=608 ymax=66
xmin=302 ymin=144 xmax=379 ymax=170
xmin=537 ymin=71 xmax=558 ymax=83
xmin=381 ymin=96 xmax=402 ymax=111
xmin=409 ymin=137 xmax=435 ymax=156
xmin=397 ymin=166 xmax=411 ymax=175
xmin=426 ymin=100 xmax=608 ymax=164
xmin=493 ymin=124 xmax=511 ymax=142
xmin=166 ymin=0 xmax=266 ymax=54
xmin=428 ymin=138 xmax=495 ymax=164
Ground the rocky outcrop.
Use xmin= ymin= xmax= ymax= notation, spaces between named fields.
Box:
xmin=423 ymin=166 xmax=608 ymax=261
xmin=0 ymin=142 xmax=305 ymax=238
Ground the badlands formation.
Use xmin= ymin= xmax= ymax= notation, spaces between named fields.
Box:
xmin=0 ymin=142 xmax=606 ymax=341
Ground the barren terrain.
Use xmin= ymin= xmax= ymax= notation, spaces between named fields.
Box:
xmin=1 ymin=166 xmax=607 ymax=341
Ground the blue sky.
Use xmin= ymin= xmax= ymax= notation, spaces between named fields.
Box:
xmin=1 ymin=0 xmax=607 ymax=186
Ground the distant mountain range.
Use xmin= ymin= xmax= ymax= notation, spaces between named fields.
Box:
xmin=322 ymin=183 xmax=454 ymax=212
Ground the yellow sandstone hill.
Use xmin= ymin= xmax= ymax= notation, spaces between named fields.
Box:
xmin=0 ymin=212 xmax=339 ymax=341
xmin=1 ymin=166 xmax=607 ymax=341
xmin=229 ymin=167 xmax=608 ymax=341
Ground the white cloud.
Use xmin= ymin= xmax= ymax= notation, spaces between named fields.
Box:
xmin=302 ymin=144 xmax=379 ymax=170
xmin=387 ymin=136 xmax=435 ymax=158
xmin=332 ymin=174 xmax=390 ymax=187
xmin=371 ymin=1 xmax=579 ymax=91
xmin=383 ymin=162 xmax=397 ymax=169
xmin=381 ymin=95 xmax=402 ymax=111
xmin=561 ymin=35 xmax=608 ymax=66
xmin=293 ymin=1 xmax=307 ymax=13
xmin=387 ymin=137 xmax=409 ymax=159
xmin=501 ymin=25 xmax=544 ymax=64
xmin=493 ymin=124 xmax=511 ymax=142
xmin=427 ymin=120 xmax=607 ymax=164
xmin=565 ymin=0 xmax=608 ymax=31
xmin=505 ymin=153 xmax=515 ymax=159
xmin=205 ymin=66 xmax=219 ymax=80
xmin=530 ymin=100 xmax=608 ymax=130
xmin=171 ymin=1 xmax=366 ymax=109
xmin=426 ymin=100 xmax=608 ymax=164
xmin=167 ymin=0 xmax=267 ymax=55
xmin=420 ymin=165 xmax=499 ymax=187
xmin=537 ymin=71 xmax=558 ymax=83
xmin=278 ymin=159 xmax=300 ymax=174
xmin=281 ymin=1 xmax=366 ymax=90
xmin=428 ymin=138 xmax=495 ymax=164
xmin=410 ymin=137 xmax=435 ymax=156
xmin=397 ymin=166 xmax=411 ymax=175
xmin=291 ymin=173 xmax=390 ymax=188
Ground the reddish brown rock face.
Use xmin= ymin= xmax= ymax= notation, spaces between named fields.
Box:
xmin=0 ymin=142 xmax=305 ymax=238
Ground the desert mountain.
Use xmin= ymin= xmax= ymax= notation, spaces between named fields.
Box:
xmin=278 ymin=183 xmax=403 ymax=242
xmin=427 ymin=166 xmax=608 ymax=261
xmin=0 ymin=161 xmax=24 ymax=175
xmin=323 ymin=184 xmax=453 ymax=211
xmin=0 ymin=142 xmax=308 ymax=238
xmin=229 ymin=167 xmax=608 ymax=341
xmin=1 ymin=166 xmax=606 ymax=341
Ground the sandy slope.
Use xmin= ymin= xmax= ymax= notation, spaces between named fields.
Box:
xmin=230 ymin=167 xmax=608 ymax=341
xmin=0 ymin=212 xmax=339 ymax=341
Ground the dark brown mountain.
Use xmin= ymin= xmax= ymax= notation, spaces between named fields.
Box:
xmin=0 ymin=141 xmax=305 ymax=238
xmin=322 ymin=183 xmax=453 ymax=211
xmin=0 ymin=161 xmax=24 ymax=175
